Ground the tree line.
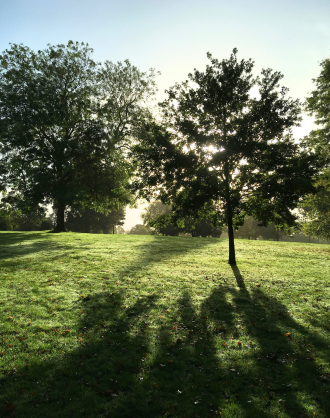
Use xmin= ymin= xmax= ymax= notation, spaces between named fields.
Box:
xmin=0 ymin=42 xmax=329 ymax=264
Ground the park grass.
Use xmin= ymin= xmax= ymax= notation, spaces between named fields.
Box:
xmin=0 ymin=231 xmax=330 ymax=418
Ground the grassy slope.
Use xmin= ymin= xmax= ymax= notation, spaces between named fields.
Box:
xmin=0 ymin=232 xmax=329 ymax=418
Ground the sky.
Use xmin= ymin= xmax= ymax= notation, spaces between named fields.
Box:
xmin=1 ymin=0 xmax=329 ymax=230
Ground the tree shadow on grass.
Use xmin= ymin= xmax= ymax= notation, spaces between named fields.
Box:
xmin=0 ymin=231 xmax=71 ymax=263
xmin=0 ymin=232 xmax=52 ymax=247
xmin=113 ymin=235 xmax=221 ymax=282
xmin=0 ymin=290 xmax=159 ymax=417
xmin=0 ymin=287 xmax=237 ymax=418
xmin=228 ymin=265 xmax=330 ymax=417
xmin=1 ymin=262 xmax=329 ymax=417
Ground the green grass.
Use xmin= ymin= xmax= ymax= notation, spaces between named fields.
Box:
xmin=0 ymin=232 xmax=330 ymax=418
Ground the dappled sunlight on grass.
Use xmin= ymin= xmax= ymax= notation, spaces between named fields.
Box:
xmin=0 ymin=232 xmax=330 ymax=417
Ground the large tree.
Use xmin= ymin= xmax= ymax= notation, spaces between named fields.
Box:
xmin=300 ymin=57 xmax=330 ymax=240
xmin=134 ymin=49 xmax=317 ymax=264
xmin=0 ymin=41 xmax=157 ymax=232
xmin=141 ymin=201 xmax=182 ymax=236
xmin=66 ymin=206 xmax=125 ymax=234
xmin=142 ymin=201 xmax=222 ymax=237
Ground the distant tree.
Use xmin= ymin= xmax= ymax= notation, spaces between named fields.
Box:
xmin=142 ymin=201 xmax=221 ymax=237
xmin=129 ymin=224 xmax=150 ymax=235
xmin=235 ymin=216 xmax=261 ymax=240
xmin=134 ymin=50 xmax=317 ymax=264
xmin=40 ymin=217 xmax=54 ymax=230
xmin=0 ymin=41 xmax=157 ymax=232
xmin=182 ymin=216 xmax=222 ymax=237
xmin=190 ymin=219 xmax=222 ymax=238
xmin=65 ymin=206 xmax=125 ymax=234
xmin=115 ymin=225 xmax=125 ymax=234
xmin=0 ymin=204 xmax=53 ymax=231
xmin=141 ymin=202 xmax=172 ymax=225
xmin=142 ymin=201 xmax=182 ymax=236
xmin=13 ymin=211 xmax=52 ymax=231
xmin=234 ymin=216 xmax=285 ymax=241
xmin=300 ymin=57 xmax=330 ymax=240
xmin=259 ymin=223 xmax=284 ymax=241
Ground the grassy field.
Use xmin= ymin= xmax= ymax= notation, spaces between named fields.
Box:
xmin=0 ymin=232 xmax=329 ymax=418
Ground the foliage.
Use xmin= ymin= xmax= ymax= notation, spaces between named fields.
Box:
xmin=116 ymin=225 xmax=125 ymax=234
xmin=234 ymin=216 xmax=282 ymax=240
xmin=189 ymin=218 xmax=222 ymax=238
xmin=0 ymin=41 xmax=157 ymax=232
xmin=65 ymin=206 xmax=125 ymax=234
xmin=128 ymin=224 xmax=150 ymax=235
xmin=304 ymin=57 xmax=330 ymax=164
xmin=234 ymin=216 xmax=263 ymax=240
xmin=0 ymin=205 xmax=53 ymax=231
xmin=142 ymin=201 xmax=222 ymax=237
xmin=141 ymin=201 xmax=172 ymax=225
xmin=141 ymin=201 xmax=182 ymax=236
xmin=300 ymin=57 xmax=330 ymax=239
xmin=134 ymin=49 xmax=317 ymax=264
xmin=300 ymin=175 xmax=330 ymax=240
xmin=0 ymin=232 xmax=329 ymax=417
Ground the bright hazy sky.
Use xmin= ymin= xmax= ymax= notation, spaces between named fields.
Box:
xmin=1 ymin=0 xmax=329 ymax=230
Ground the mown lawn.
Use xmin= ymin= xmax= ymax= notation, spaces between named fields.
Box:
xmin=0 ymin=231 xmax=329 ymax=417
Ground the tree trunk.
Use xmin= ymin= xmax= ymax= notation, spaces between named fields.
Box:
xmin=224 ymin=159 xmax=236 ymax=265
xmin=54 ymin=205 xmax=66 ymax=232
xmin=227 ymin=213 xmax=236 ymax=265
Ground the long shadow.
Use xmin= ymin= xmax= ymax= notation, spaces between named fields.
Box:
xmin=0 ymin=232 xmax=219 ymax=287
xmin=2 ymin=239 xmax=329 ymax=417
xmin=1 ymin=281 xmax=330 ymax=417
xmin=230 ymin=265 xmax=246 ymax=289
xmin=0 ymin=232 xmax=52 ymax=247
xmin=226 ymin=265 xmax=330 ymax=417
xmin=113 ymin=235 xmax=220 ymax=282
xmin=0 ymin=231 xmax=71 ymax=263
xmin=0 ymin=287 xmax=236 ymax=417
xmin=0 ymin=290 xmax=159 ymax=417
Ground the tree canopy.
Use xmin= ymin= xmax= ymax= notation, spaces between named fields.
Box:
xmin=65 ymin=206 xmax=125 ymax=234
xmin=128 ymin=224 xmax=150 ymax=235
xmin=0 ymin=204 xmax=53 ymax=231
xmin=0 ymin=41 xmax=157 ymax=231
xmin=300 ymin=57 xmax=330 ymax=240
xmin=134 ymin=49 xmax=318 ymax=264
xmin=141 ymin=201 xmax=222 ymax=237
xmin=141 ymin=201 xmax=182 ymax=236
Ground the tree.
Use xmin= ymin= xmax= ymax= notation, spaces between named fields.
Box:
xmin=0 ymin=203 xmax=53 ymax=231
xmin=234 ymin=216 xmax=261 ymax=240
xmin=300 ymin=175 xmax=330 ymax=240
xmin=115 ymin=225 xmax=125 ymax=234
xmin=141 ymin=201 xmax=172 ymax=225
xmin=0 ymin=42 xmax=157 ymax=232
xmin=128 ymin=224 xmax=150 ymax=235
xmin=65 ymin=206 xmax=125 ymax=234
xmin=300 ymin=57 xmax=330 ymax=240
xmin=134 ymin=50 xmax=317 ymax=264
xmin=141 ymin=201 xmax=221 ymax=237
xmin=141 ymin=201 xmax=182 ymax=235
xmin=234 ymin=216 xmax=284 ymax=241
xmin=190 ymin=218 xmax=222 ymax=238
